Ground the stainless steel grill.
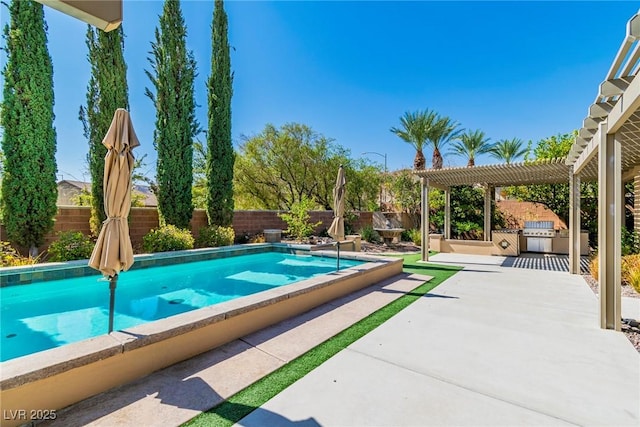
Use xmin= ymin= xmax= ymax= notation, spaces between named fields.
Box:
xmin=522 ymin=221 xmax=555 ymax=237
xmin=522 ymin=221 xmax=555 ymax=253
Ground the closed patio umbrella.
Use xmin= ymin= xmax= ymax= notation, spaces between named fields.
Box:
xmin=88 ymin=108 xmax=140 ymax=333
xmin=327 ymin=165 xmax=346 ymax=270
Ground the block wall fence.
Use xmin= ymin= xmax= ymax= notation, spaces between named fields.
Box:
xmin=0 ymin=207 xmax=375 ymax=256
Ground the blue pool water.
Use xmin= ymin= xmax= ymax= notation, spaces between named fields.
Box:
xmin=0 ymin=252 xmax=362 ymax=361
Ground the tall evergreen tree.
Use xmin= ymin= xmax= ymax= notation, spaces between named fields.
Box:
xmin=79 ymin=25 xmax=129 ymax=235
xmin=206 ymin=0 xmax=234 ymax=226
xmin=146 ymin=0 xmax=197 ymax=228
xmin=1 ymin=0 xmax=57 ymax=257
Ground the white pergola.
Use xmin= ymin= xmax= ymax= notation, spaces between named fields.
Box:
xmin=416 ymin=9 xmax=640 ymax=332
xmin=414 ymin=158 xmax=598 ymax=262
xmin=566 ymin=11 xmax=640 ymax=331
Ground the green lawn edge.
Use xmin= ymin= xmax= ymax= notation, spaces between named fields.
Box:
xmin=182 ymin=254 xmax=461 ymax=427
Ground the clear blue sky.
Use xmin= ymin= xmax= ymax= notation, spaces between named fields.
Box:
xmin=1 ymin=1 xmax=638 ymax=182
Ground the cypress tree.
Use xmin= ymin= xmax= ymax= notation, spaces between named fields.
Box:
xmin=146 ymin=0 xmax=197 ymax=229
xmin=1 ymin=0 xmax=57 ymax=257
xmin=79 ymin=25 xmax=129 ymax=235
xmin=206 ymin=0 xmax=234 ymax=226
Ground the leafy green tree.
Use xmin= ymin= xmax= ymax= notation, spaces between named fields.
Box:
xmin=430 ymin=186 xmax=505 ymax=239
xmin=234 ymin=123 xmax=379 ymax=211
xmin=385 ymin=169 xmax=421 ymax=228
xmin=449 ymin=129 xmax=491 ymax=167
xmin=146 ymin=0 xmax=198 ymax=228
xmin=70 ymin=188 xmax=92 ymax=206
xmin=390 ymin=109 xmax=436 ymax=170
xmin=489 ymin=138 xmax=528 ymax=164
xmin=427 ymin=115 xmax=462 ymax=169
xmin=0 ymin=149 xmax=4 ymax=220
xmin=387 ymin=169 xmax=421 ymax=218
xmin=347 ymin=159 xmax=382 ymax=212
xmin=1 ymin=0 xmax=57 ymax=256
xmin=278 ymin=195 xmax=322 ymax=241
xmin=206 ymin=0 xmax=235 ymax=227
xmin=79 ymin=25 xmax=129 ymax=235
xmin=192 ymin=140 xmax=207 ymax=209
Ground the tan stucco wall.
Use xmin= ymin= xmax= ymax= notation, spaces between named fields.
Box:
xmin=440 ymin=239 xmax=495 ymax=256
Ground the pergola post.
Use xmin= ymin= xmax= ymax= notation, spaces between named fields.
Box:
xmin=421 ymin=178 xmax=430 ymax=262
xmin=483 ymin=185 xmax=493 ymax=241
xmin=569 ymin=169 xmax=581 ymax=274
xmin=635 ymin=174 xmax=640 ymax=235
xmin=444 ymin=187 xmax=451 ymax=239
xmin=598 ymin=122 xmax=622 ymax=330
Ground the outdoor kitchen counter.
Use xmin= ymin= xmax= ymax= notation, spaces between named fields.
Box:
xmin=551 ymin=232 xmax=590 ymax=256
xmin=517 ymin=231 xmax=590 ymax=255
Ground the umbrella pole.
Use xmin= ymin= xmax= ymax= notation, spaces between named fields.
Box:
xmin=336 ymin=241 xmax=340 ymax=272
xmin=108 ymin=274 xmax=118 ymax=334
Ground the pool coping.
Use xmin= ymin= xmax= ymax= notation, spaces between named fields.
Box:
xmin=0 ymin=249 xmax=400 ymax=391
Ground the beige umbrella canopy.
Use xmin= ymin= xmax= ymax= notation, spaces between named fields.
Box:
xmin=328 ymin=165 xmax=346 ymax=242
xmin=88 ymin=108 xmax=139 ymax=332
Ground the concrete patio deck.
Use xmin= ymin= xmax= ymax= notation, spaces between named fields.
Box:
xmin=238 ymin=253 xmax=640 ymax=426
xmin=40 ymin=253 xmax=639 ymax=426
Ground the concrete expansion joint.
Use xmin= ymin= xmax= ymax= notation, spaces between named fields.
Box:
xmin=344 ymin=347 xmax=582 ymax=426
xmin=239 ymin=338 xmax=287 ymax=363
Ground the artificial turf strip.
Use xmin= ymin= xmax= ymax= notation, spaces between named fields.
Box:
xmin=182 ymin=255 xmax=461 ymax=427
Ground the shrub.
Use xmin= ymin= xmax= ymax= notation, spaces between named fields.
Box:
xmin=196 ymin=225 xmax=235 ymax=248
xmin=344 ymin=211 xmax=360 ymax=235
xmin=406 ymin=228 xmax=421 ymax=246
xmin=622 ymin=228 xmax=640 ymax=256
xmin=589 ymin=255 xmax=598 ymax=281
xmin=622 ymin=254 xmax=640 ymax=294
xmin=47 ymin=231 xmax=94 ymax=262
xmin=1 ymin=241 xmax=38 ymax=266
xmin=359 ymin=225 xmax=381 ymax=243
xmin=143 ymin=225 xmax=194 ymax=253
xmin=278 ymin=196 xmax=321 ymax=242
xmin=249 ymin=233 xmax=265 ymax=244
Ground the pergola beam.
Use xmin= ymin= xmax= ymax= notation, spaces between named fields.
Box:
xmin=35 ymin=0 xmax=122 ymax=32
xmin=622 ymin=165 xmax=640 ymax=183
xmin=583 ymin=117 xmax=602 ymax=130
xmin=588 ymin=102 xmax=614 ymax=119
xmin=599 ymin=78 xmax=631 ymax=97
xmin=573 ymin=128 xmax=600 ymax=176
xmin=607 ymin=67 xmax=640 ymax=133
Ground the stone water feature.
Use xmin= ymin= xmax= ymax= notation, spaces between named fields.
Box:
xmin=372 ymin=212 xmax=405 ymax=245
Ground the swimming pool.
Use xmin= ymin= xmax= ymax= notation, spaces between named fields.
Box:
xmin=1 ymin=244 xmax=402 ymax=425
xmin=1 ymin=251 xmax=362 ymax=361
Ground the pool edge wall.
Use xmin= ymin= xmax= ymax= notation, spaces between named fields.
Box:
xmin=0 ymin=255 xmax=402 ymax=426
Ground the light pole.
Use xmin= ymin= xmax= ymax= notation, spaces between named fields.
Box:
xmin=362 ymin=151 xmax=388 ymax=210
xmin=362 ymin=151 xmax=387 ymax=173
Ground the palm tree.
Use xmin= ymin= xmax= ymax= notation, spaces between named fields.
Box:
xmin=427 ymin=115 xmax=462 ymax=169
xmin=390 ymin=110 xmax=437 ymax=170
xmin=488 ymin=138 xmax=528 ymax=164
xmin=449 ymin=129 xmax=491 ymax=167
